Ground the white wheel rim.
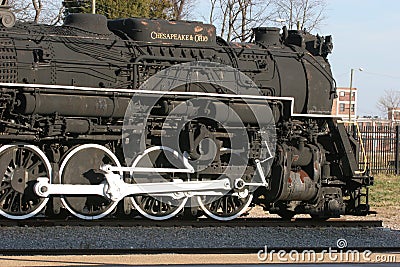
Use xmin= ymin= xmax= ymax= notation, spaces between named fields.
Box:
xmin=0 ymin=143 xmax=51 ymax=220
xmin=197 ymin=194 xmax=253 ymax=221
xmin=130 ymin=146 xmax=188 ymax=220
xmin=60 ymin=144 xmax=122 ymax=220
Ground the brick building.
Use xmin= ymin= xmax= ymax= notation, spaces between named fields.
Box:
xmin=387 ymin=107 xmax=400 ymax=121
xmin=331 ymin=87 xmax=357 ymax=120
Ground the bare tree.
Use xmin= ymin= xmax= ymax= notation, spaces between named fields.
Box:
xmin=210 ymin=0 xmax=327 ymax=42
xmin=9 ymin=0 xmax=31 ymax=21
xmin=210 ymin=0 xmax=217 ymax=25
xmin=377 ymin=89 xmax=400 ymax=118
xmin=210 ymin=0 xmax=274 ymax=42
xmin=9 ymin=0 xmax=64 ymax=24
xmin=32 ymin=0 xmax=42 ymax=23
xmin=171 ymin=0 xmax=194 ymax=20
xmin=273 ymin=0 xmax=327 ymax=31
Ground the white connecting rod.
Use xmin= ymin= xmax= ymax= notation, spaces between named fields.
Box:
xmin=34 ymin=173 xmax=231 ymax=202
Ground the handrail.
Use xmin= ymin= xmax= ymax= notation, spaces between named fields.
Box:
xmin=338 ymin=120 xmax=368 ymax=175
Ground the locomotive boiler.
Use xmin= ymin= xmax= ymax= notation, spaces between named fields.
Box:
xmin=0 ymin=9 xmax=372 ymax=221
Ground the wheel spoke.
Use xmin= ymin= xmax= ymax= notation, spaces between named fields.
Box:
xmin=10 ymin=191 xmax=18 ymax=210
xmin=147 ymin=197 xmax=154 ymax=213
xmin=22 ymin=151 xmax=34 ymax=168
xmin=216 ymin=197 xmax=223 ymax=211
xmin=0 ymin=189 xmax=12 ymax=203
xmin=0 ymin=183 xmax=11 ymax=191
xmin=27 ymin=160 xmax=41 ymax=173
xmin=4 ymin=168 xmax=13 ymax=180
xmin=228 ymin=196 xmax=236 ymax=211
xmin=19 ymin=193 xmax=23 ymax=211
xmin=223 ymin=196 xmax=228 ymax=213
xmin=12 ymin=148 xmax=18 ymax=167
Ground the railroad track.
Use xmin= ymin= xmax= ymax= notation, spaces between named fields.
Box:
xmin=0 ymin=217 xmax=383 ymax=228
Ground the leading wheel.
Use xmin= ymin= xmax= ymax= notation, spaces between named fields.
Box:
xmin=197 ymin=192 xmax=253 ymax=221
xmin=60 ymin=144 xmax=122 ymax=220
xmin=0 ymin=143 xmax=51 ymax=219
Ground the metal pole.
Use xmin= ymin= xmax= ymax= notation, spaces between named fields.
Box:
xmin=348 ymin=68 xmax=354 ymax=122
xmin=92 ymin=0 xmax=96 ymax=14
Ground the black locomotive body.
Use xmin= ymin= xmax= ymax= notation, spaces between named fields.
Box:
xmin=0 ymin=13 xmax=372 ymax=220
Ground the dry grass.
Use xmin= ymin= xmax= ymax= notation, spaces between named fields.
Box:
xmin=366 ymin=174 xmax=400 ymax=229
xmin=370 ymin=174 xmax=400 ymax=207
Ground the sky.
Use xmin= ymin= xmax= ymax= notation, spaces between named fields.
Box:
xmin=191 ymin=0 xmax=400 ymax=118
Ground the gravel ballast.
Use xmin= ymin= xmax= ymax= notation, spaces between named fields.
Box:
xmin=0 ymin=226 xmax=398 ymax=251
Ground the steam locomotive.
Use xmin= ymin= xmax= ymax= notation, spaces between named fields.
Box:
xmin=0 ymin=9 xmax=372 ymax=220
